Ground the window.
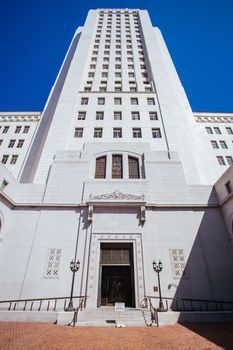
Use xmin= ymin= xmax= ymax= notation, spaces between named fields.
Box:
xmin=112 ymin=154 xmax=123 ymax=179
xmin=115 ymin=87 xmax=122 ymax=92
xmin=102 ymin=64 xmax=108 ymax=69
xmin=98 ymin=97 xmax=105 ymax=105
xmin=0 ymin=139 xmax=3 ymax=146
xmin=131 ymin=112 xmax=140 ymax=120
xmin=149 ymin=112 xmax=158 ymax=120
xmin=88 ymin=72 xmax=95 ymax=78
xmin=96 ymin=111 xmax=104 ymax=120
xmin=211 ymin=141 xmax=219 ymax=149
xmin=23 ymin=126 xmax=30 ymax=133
xmin=78 ymin=112 xmax=86 ymax=120
xmin=214 ymin=127 xmax=221 ymax=134
xmin=147 ymin=98 xmax=155 ymax=105
xmin=95 ymin=156 xmax=106 ymax=179
xmin=132 ymin=128 xmax=142 ymax=138
xmin=17 ymin=139 xmax=24 ymax=148
xmin=113 ymin=128 xmax=122 ymax=138
xmin=225 ymin=181 xmax=233 ymax=194
xmin=8 ymin=139 xmax=15 ymax=148
xmin=226 ymin=156 xmax=233 ymax=165
xmin=94 ymin=128 xmax=103 ymax=138
xmin=115 ymin=72 xmax=121 ymax=78
xmin=219 ymin=141 xmax=227 ymax=149
xmin=217 ymin=156 xmax=225 ymax=165
xmin=131 ymin=98 xmax=138 ymax=105
xmin=115 ymin=64 xmax=121 ymax=69
xmin=206 ymin=127 xmax=213 ymax=134
xmin=226 ymin=127 xmax=233 ymax=135
xmin=74 ymin=128 xmax=83 ymax=138
xmin=81 ymin=97 xmax=88 ymax=105
xmin=3 ymin=126 xmax=9 ymax=133
xmin=102 ymin=72 xmax=108 ymax=78
xmin=10 ymin=155 xmax=18 ymax=164
xmin=128 ymin=156 xmax=140 ymax=179
xmin=114 ymin=98 xmax=122 ymax=105
xmin=152 ymin=128 xmax=161 ymax=138
xmin=1 ymin=155 xmax=9 ymax=164
xmin=114 ymin=112 xmax=122 ymax=120
xmin=90 ymin=64 xmax=96 ymax=69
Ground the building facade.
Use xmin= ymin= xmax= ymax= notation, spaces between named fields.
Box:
xmin=0 ymin=9 xmax=233 ymax=309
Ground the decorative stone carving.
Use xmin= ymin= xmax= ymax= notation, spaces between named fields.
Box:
xmin=140 ymin=205 xmax=146 ymax=223
xmin=88 ymin=205 xmax=93 ymax=223
xmin=89 ymin=189 xmax=145 ymax=201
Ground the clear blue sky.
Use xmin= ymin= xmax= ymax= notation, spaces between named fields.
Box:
xmin=0 ymin=0 xmax=232 ymax=112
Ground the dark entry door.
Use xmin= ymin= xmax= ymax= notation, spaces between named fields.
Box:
xmin=101 ymin=266 xmax=133 ymax=307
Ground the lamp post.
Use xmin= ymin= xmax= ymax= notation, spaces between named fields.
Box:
xmin=66 ymin=259 xmax=80 ymax=311
xmin=153 ymin=260 xmax=166 ymax=311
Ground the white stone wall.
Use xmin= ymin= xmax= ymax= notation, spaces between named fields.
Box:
xmin=0 ymin=112 xmax=40 ymax=180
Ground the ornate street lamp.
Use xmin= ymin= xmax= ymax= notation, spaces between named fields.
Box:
xmin=153 ymin=260 xmax=166 ymax=311
xmin=66 ymin=259 xmax=80 ymax=311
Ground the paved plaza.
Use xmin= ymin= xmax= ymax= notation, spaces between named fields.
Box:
xmin=0 ymin=322 xmax=233 ymax=350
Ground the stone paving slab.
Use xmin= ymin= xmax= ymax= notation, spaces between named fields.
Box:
xmin=0 ymin=322 xmax=233 ymax=350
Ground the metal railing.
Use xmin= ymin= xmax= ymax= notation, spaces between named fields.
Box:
xmin=140 ymin=297 xmax=159 ymax=326
xmin=145 ymin=295 xmax=233 ymax=312
xmin=0 ymin=295 xmax=87 ymax=312
xmin=69 ymin=296 xmax=87 ymax=327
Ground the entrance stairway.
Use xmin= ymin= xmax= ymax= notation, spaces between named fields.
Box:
xmin=76 ymin=307 xmax=152 ymax=326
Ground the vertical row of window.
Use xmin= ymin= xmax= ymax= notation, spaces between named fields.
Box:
xmin=95 ymin=155 xmax=140 ymax=179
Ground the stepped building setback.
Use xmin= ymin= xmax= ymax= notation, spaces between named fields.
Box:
xmin=0 ymin=9 xmax=233 ymax=316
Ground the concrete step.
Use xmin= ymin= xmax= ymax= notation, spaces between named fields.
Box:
xmin=76 ymin=307 xmax=151 ymax=326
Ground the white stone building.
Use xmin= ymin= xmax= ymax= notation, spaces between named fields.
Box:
xmin=0 ymin=9 xmax=233 ymax=311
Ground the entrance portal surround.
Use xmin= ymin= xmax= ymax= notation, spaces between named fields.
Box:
xmin=85 ymin=234 xmax=145 ymax=308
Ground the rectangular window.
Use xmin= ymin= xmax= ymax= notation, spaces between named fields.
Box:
xmin=74 ymin=128 xmax=83 ymax=138
xmin=15 ymin=126 xmax=22 ymax=134
xmin=8 ymin=139 xmax=15 ymax=148
xmin=114 ymin=112 xmax=122 ymax=120
xmin=17 ymin=139 xmax=24 ymax=148
xmin=78 ymin=112 xmax=86 ymax=120
xmin=147 ymin=98 xmax=155 ymax=105
xmin=152 ymin=128 xmax=161 ymax=138
xmin=2 ymin=155 xmax=9 ymax=164
xmin=225 ymin=181 xmax=233 ymax=194
xmin=149 ymin=112 xmax=158 ymax=120
xmin=219 ymin=141 xmax=227 ymax=149
xmin=114 ymin=98 xmax=122 ymax=105
xmin=131 ymin=98 xmax=138 ymax=105
xmin=113 ymin=128 xmax=122 ymax=138
xmin=217 ymin=156 xmax=225 ymax=165
xmin=95 ymin=156 xmax=106 ymax=179
xmin=10 ymin=155 xmax=18 ymax=164
xmin=226 ymin=156 xmax=233 ymax=165
xmin=128 ymin=156 xmax=140 ymax=179
xmin=131 ymin=112 xmax=140 ymax=120
xmin=206 ymin=127 xmax=213 ymax=134
xmin=3 ymin=126 xmax=10 ymax=133
xmin=102 ymin=72 xmax=108 ymax=77
xmin=211 ymin=140 xmax=219 ymax=149
xmin=112 ymin=154 xmax=123 ymax=179
xmin=214 ymin=127 xmax=221 ymax=134
xmin=88 ymin=72 xmax=95 ymax=78
xmin=115 ymin=72 xmax=121 ymax=78
xmin=94 ymin=128 xmax=103 ymax=138
xmin=226 ymin=127 xmax=233 ymax=134
xmin=81 ymin=97 xmax=89 ymax=105
xmin=132 ymin=128 xmax=142 ymax=138
xmin=115 ymin=87 xmax=122 ymax=92
xmin=98 ymin=98 xmax=105 ymax=105
xmin=0 ymin=139 xmax=3 ymax=146
xmin=96 ymin=111 xmax=104 ymax=120
xmin=23 ymin=126 xmax=30 ymax=133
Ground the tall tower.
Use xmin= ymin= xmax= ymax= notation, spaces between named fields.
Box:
xmin=21 ymin=8 xmax=202 ymax=185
